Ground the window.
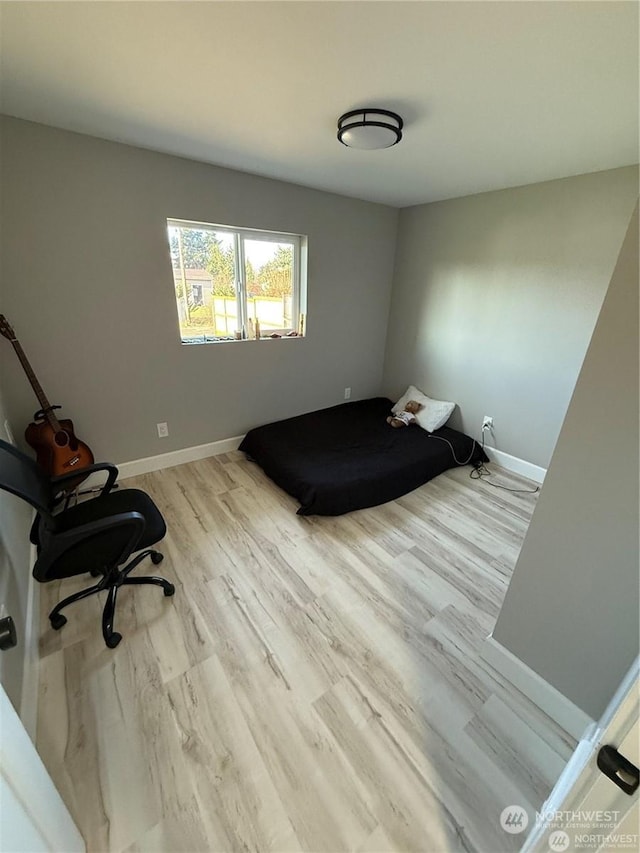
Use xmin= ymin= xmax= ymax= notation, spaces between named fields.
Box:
xmin=167 ymin=219 xmax=306 ymax=344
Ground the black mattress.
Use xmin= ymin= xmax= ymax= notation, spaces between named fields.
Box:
xmin=239 ymin=397 xmax=487 ymax=516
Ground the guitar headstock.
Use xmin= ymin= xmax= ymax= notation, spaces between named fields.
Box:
xmin=0 ymin=315 xmax=16 ymax=342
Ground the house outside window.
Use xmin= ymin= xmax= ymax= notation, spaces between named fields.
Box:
xmin=167 ymin=219 xmax=307 ymax=344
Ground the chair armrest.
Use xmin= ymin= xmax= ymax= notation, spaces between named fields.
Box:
xmin=51 ymin=462 xmax=119 ymax=497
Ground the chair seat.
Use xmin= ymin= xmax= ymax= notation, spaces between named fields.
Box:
xmin=55 ymin=489 xmax=166 ymax=546
xmin=33 ymin=489 xmax=167 ymax=581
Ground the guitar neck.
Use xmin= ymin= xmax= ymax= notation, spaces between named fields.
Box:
xmin=11 ymin=340 xmax=61 ymax=431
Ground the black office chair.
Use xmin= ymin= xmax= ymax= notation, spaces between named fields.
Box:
xmin=0 ymin=438 xmax=174 ymax=648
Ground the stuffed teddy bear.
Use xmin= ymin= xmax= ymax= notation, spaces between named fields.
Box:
xmin=387 ymin=399 xmax=422 ymax=428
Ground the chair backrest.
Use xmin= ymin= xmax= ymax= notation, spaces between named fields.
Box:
xmin=0 ymin=439 xmax=54 ymax=519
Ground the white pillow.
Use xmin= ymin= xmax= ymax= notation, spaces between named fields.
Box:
xmin=392 ymin=385 xmax=455 ymax=432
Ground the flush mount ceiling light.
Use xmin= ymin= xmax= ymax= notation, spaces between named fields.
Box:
xmin=337 ymin=108 xmax=404 ymax=150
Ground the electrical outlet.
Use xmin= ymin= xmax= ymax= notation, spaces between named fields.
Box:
xmin=344 ymin=387 xmax=351 ymax=400
xmin=157 ymin=422 xmax=169 ymax=438
xmin=482 ymin=416 xmax=493 ymax=431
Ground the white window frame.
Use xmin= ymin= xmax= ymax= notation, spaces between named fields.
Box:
xmin=167 ymin=218 xmax=305 ymax=344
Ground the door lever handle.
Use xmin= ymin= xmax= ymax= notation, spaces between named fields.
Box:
xmin=0 ymin=615 xmax=17 ymax=651
xmin=597 ymin=745 xmax=640 ymax=795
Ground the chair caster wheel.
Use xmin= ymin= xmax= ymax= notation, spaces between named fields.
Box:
xmin=105 ymin=632 xmax=122 ymax=649
xmin=90 ymin=568 xmax=102 ymax=577
xmin=164 ymin=583 xmax=175 ymax=597
xmin=151 ymin=552 xmax=164 ymax=565
xmin=50 ymin=614 xmax=67 ymax=631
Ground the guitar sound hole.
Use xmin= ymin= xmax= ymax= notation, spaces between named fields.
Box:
xmin=54 ymin=431 xmax=70 ymax=448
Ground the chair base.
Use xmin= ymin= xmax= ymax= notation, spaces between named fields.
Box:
xmin=48 ymin=549 xmax=175 ymax=648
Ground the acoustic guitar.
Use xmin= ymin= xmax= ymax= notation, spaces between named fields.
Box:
xmin=0 ymin=315 xmax=94 ymax=482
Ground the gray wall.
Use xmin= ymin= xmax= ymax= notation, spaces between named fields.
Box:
xmin=382 ymin=167 xmax=639 ymax=468
xmin=493 ymin=204 xmax=639 ymax=720
xmin=0 ymin=116 xmax=398 ymax=463
xmin=0 ymin=380 xmax=33 ymax=716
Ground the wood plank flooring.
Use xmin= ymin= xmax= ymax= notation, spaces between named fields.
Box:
xmin=36 ymin=454 xmax=574 ymax=853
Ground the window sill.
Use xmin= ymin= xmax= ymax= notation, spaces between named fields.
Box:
xmin=180 ymin=335 xmax=305 ymax=346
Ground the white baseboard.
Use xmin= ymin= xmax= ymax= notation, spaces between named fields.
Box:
xmin=522 ymin=659 xmax=639 ymax=852
xmin=483 ymin=446 xmax=546 ymax=484
xmin=521 ymin=720 xmax=600 ymax=852
xmin=115 ymin=435 xmax=244 ymax=480
xmin=114 ymin=435 xmax=545 ymax=484
xmin=481 ymin=636 xmax=593 ymax=741
xmin=19 ymin=542 xmax=40 ymax=743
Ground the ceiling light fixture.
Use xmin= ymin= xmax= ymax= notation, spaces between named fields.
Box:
xmin=337 ymin=108 xmax=404 ymax=150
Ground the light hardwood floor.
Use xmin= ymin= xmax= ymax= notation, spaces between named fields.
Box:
xmin=36 ymin=454 xmax=574 ymax=853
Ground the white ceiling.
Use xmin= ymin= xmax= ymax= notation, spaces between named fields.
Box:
xmin=1 ymin=1 xmax=638 ymax=207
